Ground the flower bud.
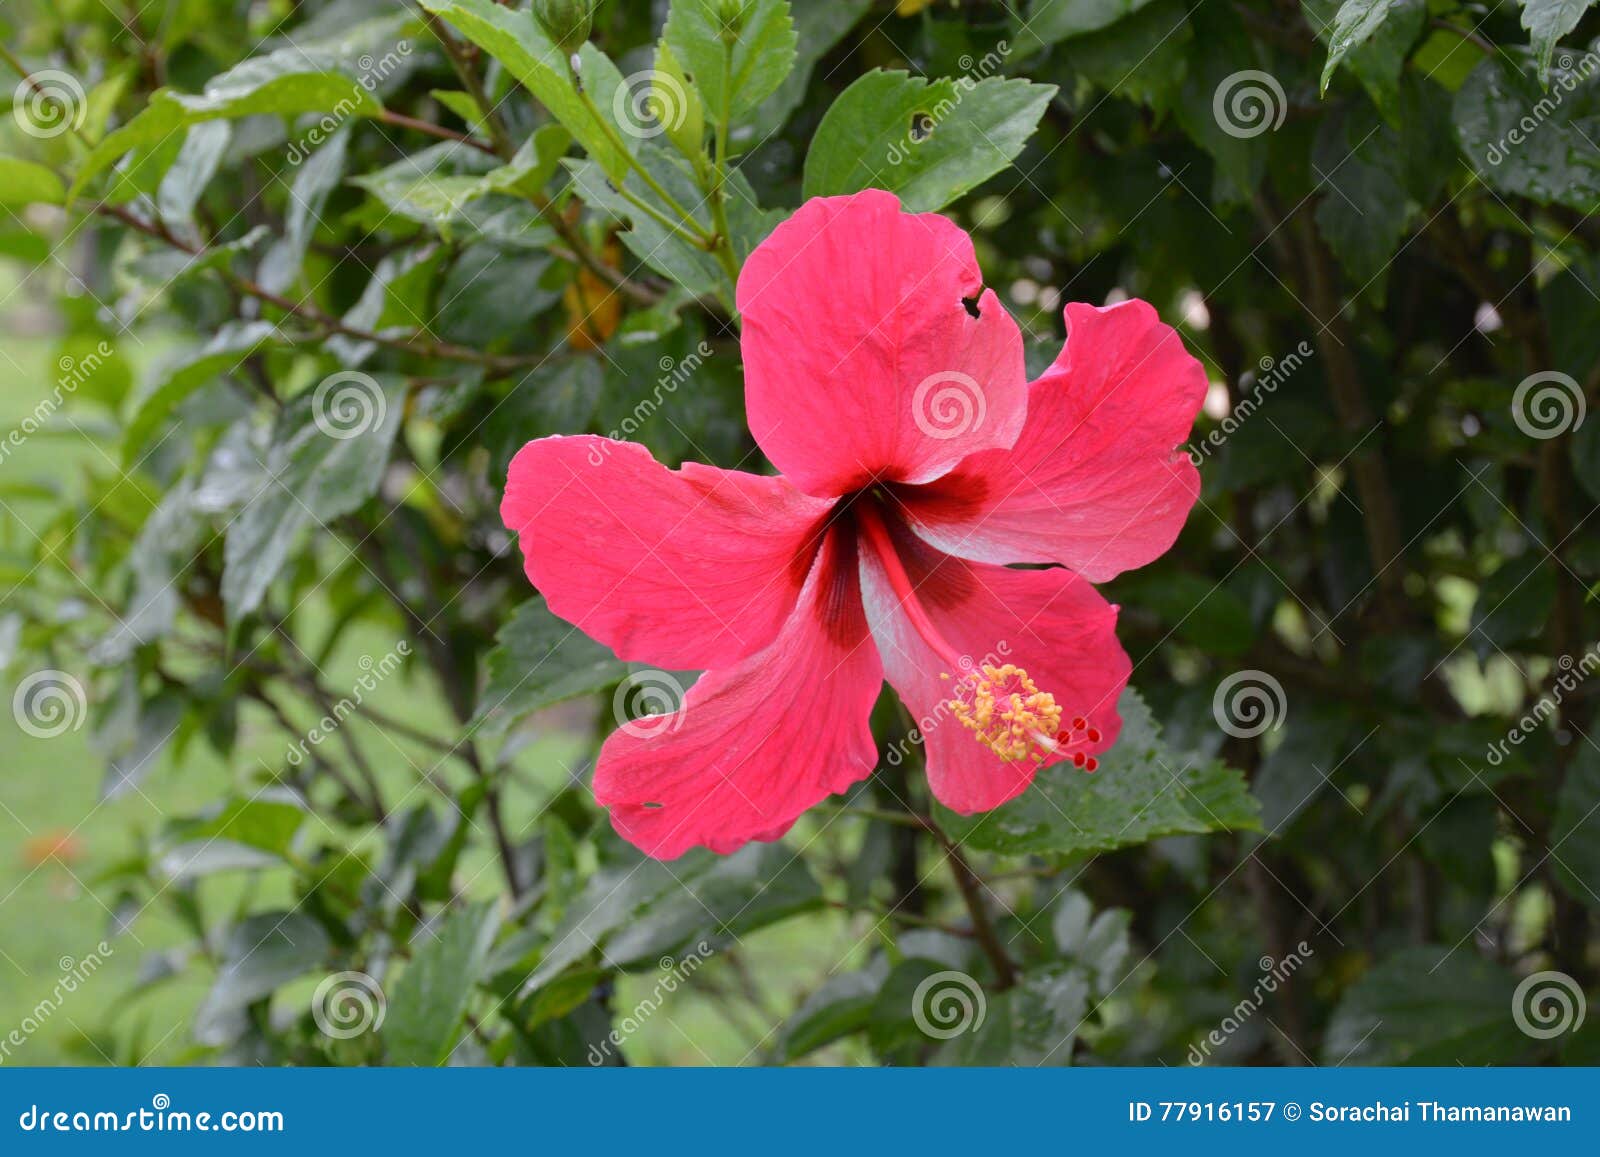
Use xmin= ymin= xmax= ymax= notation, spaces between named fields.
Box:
xmin=714 ymin=0 xmax=751 ymax=42
xmin=534 ymin=0 xmax=593 ymax=56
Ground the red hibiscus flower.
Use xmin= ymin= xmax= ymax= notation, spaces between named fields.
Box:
xmin=501 ymin=190 xmax=1206 ymax=859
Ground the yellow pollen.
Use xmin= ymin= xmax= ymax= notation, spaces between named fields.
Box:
xmin=945 ymin=663 xmax=1064 ymax=764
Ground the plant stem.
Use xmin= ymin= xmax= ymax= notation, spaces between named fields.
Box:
xmin=707 ymin=38 xmax=743 ymax=300
xmin=573 ymin=85 xmax=715 ymax=243
xmin=420 ymin=9 xmax=517 ymax=158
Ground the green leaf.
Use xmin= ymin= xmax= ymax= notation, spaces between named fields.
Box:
xmin=777 ymin=963 xmax=887 ymax=1061
xmin=416 ymin=0 xmax=632 ymax=183
xmin=1308 ymin=0 xmax=1426 ymax=122
xmin=1454 ymin=54 xmax=1600 ymax=211
xmin=934 ymin=966 xmax=1089 ymax=1066
xmin=0 ymin=156 xmax=65 ymax=206
xmin=1055 ymin=0 xmax=1193 ymax=111
xmin=935 ymin=688 xmax=1260 ymax=857
xmin=664 ymin=0 xmax=798 ymax=121
xmin=1313 ymin=107 xmax=1411 ymax=296
xmin=1521 ymin=0 xmax=1596 ymax=85
xmin=220 ymin=375 xmax=404 ymax=623
xmin=1552 ymin=743 xmax=1600 ymax=906
xmin=166 ymin=793 xmax=307 ymax=858
xmin=122 ymin=320 xmax=279 ymax=465
xmin=351 ymin=134 xmax=566 ymax=244
xmin=70 ymin=67 xmax=384 ymax=201
xmin=1323 ymin=947 xmax=1529 ymax=1064
xmin=802 ymin=70 xmax=1055 ymax=212
xmin=523 ymin=844 xmax=821 ymax=993
xmin=156 ymin=122 xmax=231 ymax=225
xmin=1316 ymin=0 xmax=1402 ymax=93
xmin=194 ymin=912 xmax=331 ymax=1046
xmin=471 ymin=595 xmax=627 ymax=739
xmin=258 ymin=127 xmax=350 ymax=294
xmin=350 ymin=141 xmax=502 ymax=233
xmin=567 ymin=145 xmax=778 ymax=301
xmin=1172 ymin=3 xmax=1269 ymax=201
xmin=383 ymin=902 xmax=502 ymax=1066
xmin=436 ymin=245 xmax=556 ymax=347
xmin=1021 ymin=0 xmax=1161 ymax=45
xmin=746 ymin=0 xmax=872 ymax=144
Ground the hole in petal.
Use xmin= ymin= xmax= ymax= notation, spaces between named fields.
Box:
xmin=961 ymin=295 xmax=982 ymax=318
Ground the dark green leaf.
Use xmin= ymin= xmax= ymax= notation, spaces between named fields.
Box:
xmin=384 ymin=902 xmax=502 ymax=1066
xmin=194 ymin=912 xmax=331 ymax=1046
xmin=802 ymin=70 xmax=1055 ymax=211
xmin=471 ymin=595 xmax=627 ymax=739
xmin=936 ymin=688 xmax=1261 ymax=856
xmin=1323 ymin=947 xmax=1528 ymax=1063
xmin=220 ymin=374 xmax=405 ymax=623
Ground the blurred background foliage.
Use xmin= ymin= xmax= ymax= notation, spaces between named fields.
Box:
xmin=1 ymin=0 xmax=1599 ymax=1066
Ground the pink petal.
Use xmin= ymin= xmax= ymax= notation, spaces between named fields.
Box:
xmin=736 ymin=190 xmax=1029 ymax=497
xmin=900 ymin=299 xmax=1206 ymax=583
xmin=860 ymin=527 xmax=1130 ymax=814
xmin=501 ymin=435 xmax=835 ymax=671
xmin=594 ymin=527 xmax=882 ymax=859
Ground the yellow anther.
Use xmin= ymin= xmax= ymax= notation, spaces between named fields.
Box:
xmin=945 ymin=663 xmax=1064 ymax=764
